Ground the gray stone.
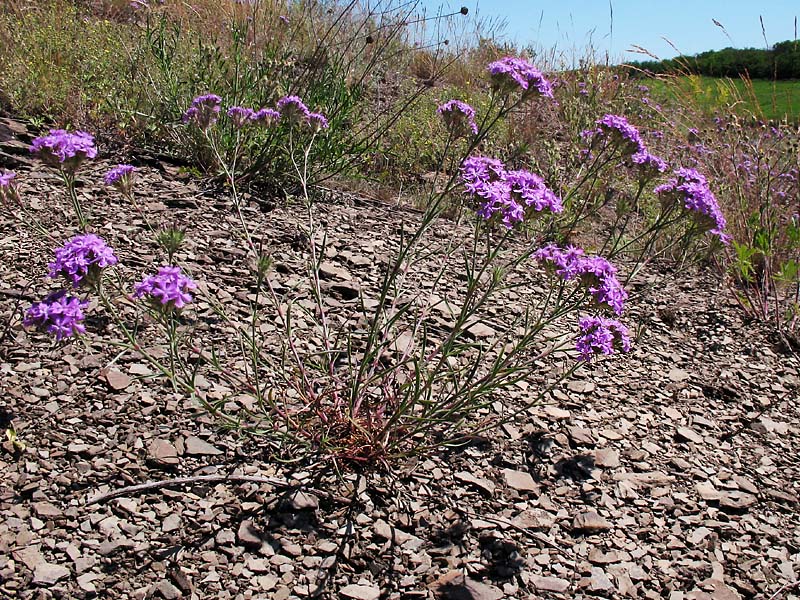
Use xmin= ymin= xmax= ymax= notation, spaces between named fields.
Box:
xmin=573 ymin=511 xmax=612 ymax=532
xmin=502 ymin=469 xmax=540 ymax=492
xmin=33 ymin=562 xmax=70 ymax=585
xmin=340 ymin=584 xmax=381 ymax=600
xmin=184 ymin=436 xmax=222 ymax=456
xmin=595 ymin=448 xmax=620 ymax=468
xmin=531 ymin=575 xmax=570 ymax=592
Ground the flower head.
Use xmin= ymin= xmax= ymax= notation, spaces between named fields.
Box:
xmin=576 ymin=256 xmax=628 ymax=315
xmin=30 ymin=129 xmax=97 ymax=172
xmin=277 ymin=95 xmax=311 ymax=123
xmin=575 ymin=315 xmax=631 ymax=361
xmin=474 ymin=179 xmax=523 ymax=227
xmin=250 ymin=108 xmax=280 ymax=127
xmin=24 ymin=291 xmax=88 ymax=341
xmin=306 ymin=112 xmax=329 ymax=132
xmin=49 ymin=234 xmax=118 ymax=288
xmin=0 ymin=170 xmax=20 ymax=205
xmin=227 ymin=106 xmax=255 ymax=128
xmin=135 ymin=266 xmax=197 ymax=311
xmin=533 ymin=244 xmax=586 ymax=279
xmin=460 ymin=157 xmax=560 ymax=228
xmin=534 ymin=245 xmax=627 ymax=314
xmin=183 ymin=94 xmax=222 ymax=130
xmin=655 ymin=167 xmax=729 ymax=243
xmin=437 ymin=100 xmax=478 ymax=136
xmin=504 ymin=169 xmax=563 ymax=215
xmin=461 ymin=155 xmax=506 ymax=195
xmin=593 ymin=114 xmax=645 ymax=155
xmin=630 ymin=150 xmax=668 ymax=178
xmin=487 ymin=57 xmax=554 ymax=98
xmin=104 ymin=164 xmax=137 ymax=195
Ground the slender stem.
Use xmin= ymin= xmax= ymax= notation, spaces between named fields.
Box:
xmin=61 ymin=170 xmax=87 ymax=231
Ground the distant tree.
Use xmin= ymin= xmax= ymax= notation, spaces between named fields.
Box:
xmin=624 ymin=40 xmax=800 ymax=80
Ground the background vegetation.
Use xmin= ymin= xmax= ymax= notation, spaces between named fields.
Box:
xmin=0 ymin=0 xmax=798 ymax=333
xmin=628 ymin=40 xmax=800 ymax=79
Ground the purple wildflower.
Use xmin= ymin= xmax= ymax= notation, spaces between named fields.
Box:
xmin=0 ymin=170 xmax=20 ymax=205
xmin=630 ymin=150 xmax=668 ymax=178
xmin=24 ymin=291 xmax=88 ymax=341
xmin=437 ymin=100 xmax=478 ymax=136
xmin=473 ymin=179 xmax=523 ymax=228
xmin=533 ymin=244 xmax=586 ymax=279
xmin=504 ymin=169 xmax=563 ymax=215
xmin=594 ymin=114 xmax=645 ymax=155
xmin=49 ymin=234 xmax=118 ymax=288
xmin=576 ymin=255 xmax=628 ymax=315
xmin=30 ymin=129 xmax=97 ymax=172
xmin=575 ymin=315 xmax=631 ymax=361
xmin=487 ymin=57 xmax=554 ymax=98
xmin=183 ymin=94 xmax=222 ymax=130
xmin=655 ymin=167 xmax=729 ymax=243
xmin=135 ymin=266 xmax=197 ymax=311
xmin=306 ymin=112 xmax=329 ymax=132
xmin=460 ymin=157 xmax=561 ymax=227
xmin=227 ymin=106 xmax=255 ymax=128
xmin=277 ymin=95 xmax=311 ymax=123
xmin=104 ymin=164 xmax=137 ymax=194
xmin=534 ymin=245 xmax=627 ymax=314
xmin=250 ymin=108 xmax=280 ymax=126
xmin=460 ymin=155 xmax=506 ymax=195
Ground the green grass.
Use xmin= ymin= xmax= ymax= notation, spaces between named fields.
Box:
xmin=649 ymin=75 xmax=800 ymax=122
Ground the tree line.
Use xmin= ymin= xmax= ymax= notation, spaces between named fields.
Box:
xmin=626 ymin=41 xmax=800 ymax=80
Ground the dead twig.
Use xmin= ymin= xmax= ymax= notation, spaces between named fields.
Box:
xmin=85 ymin=474 xmax=295 ymax=505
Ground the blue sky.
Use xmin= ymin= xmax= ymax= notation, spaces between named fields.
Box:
xmin=418 ymin=1 xmax=799 ymax=63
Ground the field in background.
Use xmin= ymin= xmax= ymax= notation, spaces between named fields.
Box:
xmin=649 ymin=75 xmax=800 ymax=122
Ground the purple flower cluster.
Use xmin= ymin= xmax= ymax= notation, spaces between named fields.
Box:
xmin=582 ymin=114 xmax=667 ymax=177
xmin=48 ymin=234 xmax=119 ymax=288
xmin=277 ymin=95 xmax=310 ymax=122
xmin=104 ymin=164 xmax=137 ymax=194
xmin=183 ymin=94 xmax=223 ymax=130
xmin=273 ymin=95 xmax=329 ymax=131
xmin=533 ymin=244 xmax=586 ymax=278
xmin=575 ymin=315 xmax=631 ymax=361
xmin=0 ymin=170 xmax=15 ymax=187
xmin=505 ymin=170 xmax=564 ymax=214
xmin=251 ymin=107 xmax=280 ymax=126
xmin=487 ymin=57 xmax=554 ymax=98
xmin=0 ymin=170 xmax=20 ymax=205
xmin=630 ymin=150 xmax=667 ymax=174
xmin=437 ymin=100 xmax=478 ymax=136
xmin=30 ymin=129 xmax=97 ymax=171
xmin=184 ymin=95 xmax=327 ymax=131
xmin=306 ymin=112 xmax=329 ymax=132
xmin=594 ymin=114 xmax=644 ymax=154
xmin=655 ymin=167 xmax=729 ymax=243
xmin=135 ymin=266 xmax=197 ymax=310
xmin=23 ymin=291 xmax=88 ymax=341
xmin=534 ymin=244 xmax=628 ymax=314
xmin=460 ymin=156 xmax=562 ymax=228
xmin=227 ymin=106 xmax=255 ymax=127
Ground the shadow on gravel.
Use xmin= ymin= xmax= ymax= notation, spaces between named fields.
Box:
xmin=554 ymin=454 xmax=595 ymax=481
